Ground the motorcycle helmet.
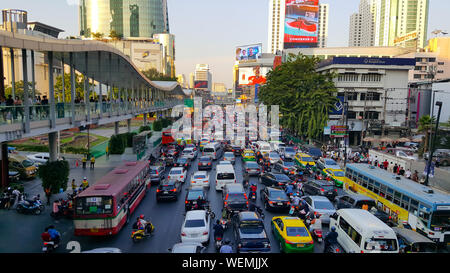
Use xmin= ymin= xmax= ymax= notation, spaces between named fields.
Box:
xmin=224 ymin=239 xmax=231 ymax=245
xmin=83 ymin=177 xmax=87 ymax=180
xmin=331 ymin=226 xmax=336 ymax=232
xmin=140 ymin=214 xmax=145 ymax=219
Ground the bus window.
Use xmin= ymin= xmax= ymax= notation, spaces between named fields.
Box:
xmin=373 ymin=181 xmax=380 ymax=195
xmin=430 ymin=210 xmax=450 ymax=230
xmin=367 ymin=180 xmax=374 ymax=191
xmin=401 ymin=195 xmax=410 ymax=210
xmin=386 ymin=188 xmax=394 ymax=202
xmin=410 ymin=199 xmax=419 ymax=215
xmin=379 ymin=184 xmax=387 ymax=198
xmin=394 ymin=191 xmax=402 ymax=206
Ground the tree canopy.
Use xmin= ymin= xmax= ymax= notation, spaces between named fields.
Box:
xmin=142 ymin=68 xmax=177 ymax=82
xmin=258 ymin=53 xmax=338 ymax=141
xmin=5 ymin=81 xmax=41 ymax=99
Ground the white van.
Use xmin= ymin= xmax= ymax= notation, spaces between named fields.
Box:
xmin=270 ymin=141 xmax=285 ymax=152
xmin=257 ymin=141 xmax=271 ymax=156
xmin=215 ymin=164 xmax=236 ymax=191
xmin=202 ymin=142 xmax=223 ymax=160
xmin=329 ymin=209 xmax=399 ymax=253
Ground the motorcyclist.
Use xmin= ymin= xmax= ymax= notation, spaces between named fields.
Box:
xmin=298 ymin=199 xmax=310 ymax=220
xmin=219 ymin=239 xmax=233 ymax=253
xmin=213 ymin=220 xmax=224 ymax=240
xmin=82 ymin=177 xmax=89 ymax=190
xmin=137 ymin=214 xmax=151 ymax=233
xmin=285 ymin=183 xmax=294 ymax=196
xmin=41 ymin=227 xmax=52 ymax=243
xmin=292 ymin=193 xmax=301 ymax=207
xmin=324 ymin=226 xmax=339 ymax=253
xmin=249 ymin=183 xmax=257 ymax=200
xmin=47 ymin=225 xmax=61 ymax=246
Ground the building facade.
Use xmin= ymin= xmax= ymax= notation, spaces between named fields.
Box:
xmin=79 ymin=0 xmax=169 ymax=39
xmin=317 ymin=57 xmax=415 ymax=145
xmin=153 ymin=33 xmax=175 ymax=78
xmin=194 ymin=64 xmax=212 ymax=91
xmin=349 ymin=0 xmax=429 ymax=49
xmin=268 ymin=0 xmax=329 ymax=54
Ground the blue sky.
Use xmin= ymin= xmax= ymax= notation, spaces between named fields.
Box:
xmin=2 ymin=0 xmax=450 ymax=88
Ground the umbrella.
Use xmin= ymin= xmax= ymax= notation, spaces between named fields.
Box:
xmin=397 ymin=137 xmax=411 ymax=142
xmin=379 ymin=137 xmax=394 ymax=143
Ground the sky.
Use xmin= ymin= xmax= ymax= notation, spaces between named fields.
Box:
xmin=2 ymin=0 xmax=450 ymax=89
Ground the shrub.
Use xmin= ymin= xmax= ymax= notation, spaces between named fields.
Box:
xmin=62 ymin=147 xmax=88 ymax=154
xmin=153 ymin=120 xmax=163 ymax=132
xmin=38 ymin=160 xmax=70 ymax=195
xmin=109 ymin=134 xmax=125 ymax=154
xmin=139 ymin=125 xmax=152 ymax=133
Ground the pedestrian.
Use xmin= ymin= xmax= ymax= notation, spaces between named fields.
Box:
xmin=71 ymin=179 xmax=77 ymax=192
xmin=82 ymin=177 xmax=89 ymax=190
xmin=393 ymin=164 xmax=398 ymax=174
xmin=45 ymin=187 xmax=51 ymax=205
xmin=405 ymin=169 xmax=411 ymax=179
xmin=383 ymin=160 xmax=389 ymax=170
xmin=412 ymin=170 xmax=419 ymax=182
xmin=105 ymin=145 xmax=109 ymax=159
xmin=399 ymin=167 xmax=405 ymax=176
xmin=82 ymin=155 xmax=87 ymax=169
xmin=90 ymin=156 xmax=95 ymax=169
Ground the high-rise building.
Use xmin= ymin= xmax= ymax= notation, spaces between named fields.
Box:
xmin=153 ymin=33 xmax=175 ymax=78
xmin=79 ymin=0 xmax=170 ymax=39
xmin=194 ymin=64 xmax=212 ymax=91
xmin=177 ymin=74 xmax=187 ymax=88
xmin=189 ymin=72 xmax=195 ymax=89
xmin=212 ymin=83 xmax=227 ymax=93
xmin=268 ymin=0 xmax=329 ymax=54
xmin=349 ymin=0 xmax=429 ymax=49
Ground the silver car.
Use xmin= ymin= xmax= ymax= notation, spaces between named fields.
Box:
xmin=282 ymin=147 xmax=297 ymax=160
xmin=301 ymin=195 xmax=336 ymax=225
xmin=244 ymin=161 xmax=261 ymax=176
xmin=182 ymin=148 xmax=198 ymax=160
xmin=268 ymin=151 xmax=281 ymax=164
xmin=223 ymin=152 xmax=236 ymax=165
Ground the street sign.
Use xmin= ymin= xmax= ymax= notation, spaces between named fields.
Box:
xmin=331 ymin=125 xmax=348 ymax=138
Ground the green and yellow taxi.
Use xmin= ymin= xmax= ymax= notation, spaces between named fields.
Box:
xmin=322 ymin=168 xmax=350 ymax=188
xmin=271 ymin=216 xmax=314 ymax=253
xmin=294 ymin=153 xmax=316 ymax=168
xmin=199 ymin=138 xmax=210 ymax=150
xmin=241 ymin=149 xmax=256 ymax=162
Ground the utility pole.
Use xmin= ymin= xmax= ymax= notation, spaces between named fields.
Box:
xmin=425 ymin=101 xmax=443 ymax=186
xmin=344 ymin=93 xmax=349 ymax=168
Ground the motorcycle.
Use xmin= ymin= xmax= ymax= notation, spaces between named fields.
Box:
xmin=325 ymin=243 xmax=342 ymax=253
xmin=131 ymin=222 xmax=155 ymax=243
xmin=249 ymin=190 xmax=257 ymax=202
xmin=305 ymin=213 xmax=323 ymax=243
xmin=42 ymin=240 xmax=57 ymax=253
xmin=50 ymin=201 xmax=73 ymax=220
xmin=16 ymin=199 xmax=44 ymax=215
xmin=214 ymin=236 xmax=223 ymax=252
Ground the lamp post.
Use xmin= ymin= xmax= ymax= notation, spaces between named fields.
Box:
xmin=424 ymin=101 xmax=443 ymax=187
xmin=344 ymin=99 xmax=349 ymax=168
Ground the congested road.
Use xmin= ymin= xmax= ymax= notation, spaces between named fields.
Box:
xmin=42 ymin=147 xmax=340 ymax=253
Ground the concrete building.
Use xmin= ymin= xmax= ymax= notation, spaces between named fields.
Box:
xmin=268 ymin=0 xmax=329 ymax=54
xmin=212 ymin=83 xmax=227 ymax=93
xmin=79 ymin=0 xmax=169 ymax=39
xmin=189 ymin=72 xmax=195 ymax=89
xmin=177 ymin=74 xmax=187 ymax=88
xmin=317 ymin=57 xmax=416 ymax=145
xmin=153 ymin=33 xmax=175 ymax=78
xmin=194 ymin=64 xmax=212 ymax=91
xmin=349 ymin=0 xmax=429 ymax=49
xmin=397 ymin=51 xmax=450 ymax=83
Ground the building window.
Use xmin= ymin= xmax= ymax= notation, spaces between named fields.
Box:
xmin=361 ymin=74 xmax=381 ymax=82
xmin=338 ymin=74 xmax=359 ymax=82
xmin=360 ymin=92 xmax=381 ymax=101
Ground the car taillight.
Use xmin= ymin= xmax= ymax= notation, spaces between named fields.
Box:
xmin=244 ymin=193 xmax=247 ymax=199
xmin=360 ymin=250 xmax=364 ymax=253
xmin=156 ymin=189 xmax=160 ymax=193
xmin=285 ymin=239 xmax=295 ymax=245
xmin=185 ymin=201 xmax=188 ymax=204
xmin=224 ymin=201 xmax=227 ymax=206
xmin=269 ymin=201 xmax=274 ymax=204
xmin=284 ymin=168 xmax=288 ymax=171
xmin=180 ymin=176 xmax=184 ymax=178
xmin=198 ymin=163 xmax=201 ymax=165
xmin=156 ymin=171 xmax=159 ymax=175
xmin=335 ymin=189 xmax=338 ymax=192
xmin=321 ymin=188 xmax=325 ymax=192
xmin=168 ymin=176 xmax=171 ymax=179
xmin=203 ymin=231 xmax=208 ymax=235
xmin=208 ymin=163 xmax=211 ymax=165
xmin=181 ymin=232 xmax=186 ymax=236
xmin=172 ymin=188 xmax=177 ymax=192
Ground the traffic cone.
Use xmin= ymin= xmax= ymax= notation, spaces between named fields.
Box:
xmin=75 ymin=160 xmax=79 ymax=167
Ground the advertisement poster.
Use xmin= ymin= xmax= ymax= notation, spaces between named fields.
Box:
xmin=284 ymin=0 xmax=319 ymax=48
xmin=194 ymin=81 xmax=208 ymax=89
xmin=236 ymin=44 xmax=262 ymax=62
xmin=238 ymin=66 xmax=269 ymax=86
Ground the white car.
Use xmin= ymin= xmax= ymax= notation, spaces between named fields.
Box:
xmin=182 ymin=148 xmax=198 ymax=160
xmin=190 ymin=171 xmax=210 ymax=188
xmin=168 ymin=167 xmax=187 ymax=183
xmin=169 ymin=243 xmax=206 ymax=253
xmin=181 ymin=210 xmax=211 ymax=245
xmin=218 ymin=161 xmax=232 ymax=166
xmin=268 ymin=151 xmax=281 ymax=164
xmin=27 ymin=153 xmax=50 ymax=165
xmin=301 ymin=196 xmax=336 ymax=224
xmin=223 ymin=152 xmax=235 ymax=165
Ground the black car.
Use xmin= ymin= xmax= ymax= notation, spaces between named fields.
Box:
xmin=259 ymin=172 xmax=292 ymax=188
xmin=308 ymin=147 xmax=322 ymax=160
xmin=301 ymin=180 xmax=338 ymax=201
xmin=174 ymin=157 xmax=191 ymax=169
xmin=149 ymin=165 xmax=165 ymax=185
xmin=185 ymin=186 xmax=208 ymax=211
xmin=233 ymin=211 xmax=271 ymax=253
xmin=156 ymin=179 xmax=182 ymax=202
xmin=260 ymin=187 xmax=291 ymax=211
xmin=273 ymin=159 xmax=297 ymax=175
xmin=223 ymin=184 xmax=248 ymax=212
xmin=198 ymin=156 xmax=213 ymax=171
xmin=231 ymin=145 xmax=243 ymax=156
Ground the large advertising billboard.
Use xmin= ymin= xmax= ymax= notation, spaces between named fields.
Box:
xmin=284 ymin=0 xmax=319 ymax=49
xmin=236 ymin=44 xmax=262 ymax=62
xmin=238 ymin=66 xmax=269 ymax=86
xmin=194 ymin=81 xmax=208 ymax=89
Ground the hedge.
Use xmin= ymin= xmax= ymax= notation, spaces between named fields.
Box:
xmin=139 ymin=125 xmax=152 ymax=133
xmin=109 ymin=134 xmax=125 ymax=155
xmin=152 ymin=120 xmax=163 ymax=131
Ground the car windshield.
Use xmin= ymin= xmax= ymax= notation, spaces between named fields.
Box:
xmin=313 ymin=200 xmax=335 ymax=210
xmin=301 ymin=157 xmax=314 ymax=162
xmin=245 ymin=153 xmax=254 ymax=157
xmin=227 ymin=193 xmax=246 ymax=201
xmin=325 ymin=160 xmax=338 ymax=166
xmin=200 ymin=157 xmax=211 ymax=162
xmin=246 ymin=162 xmax=259 ymax=168
xmin=269 ymin=152 xmax=280 ymax=158
xmin=239 ymin=222 xmax=264 ymax=234
xmin=178 ymin=158 xmax=187 ymax=163
xmin=283 ymin=161 xmax=295 ymax=167
xmin=185 ymin=219 xmax=205 ymax=228
xmin=170 ymin=170 xmax=182 ymax=175
xmin=333 ymin=171 xmax=345 ymax=177
xmin=224 ymin=153 xmax=234 ymax=157
xmin=183 ymin=150 xmax=192 ymax=154
xmin=161 ymin=184 xmax=175 ymax=190
xmin=364 ymin=238 xmax=398 ymax=251
xmin=187 ymin=191 xmax=204 ymax=200
xmin=309 ymin=149 xmax=321 ymax=156
xmin=273 ymin=174 xmax=290 ymax=182
xmin=203 ymin=148 xmax=215 ymax=153
xmin=286 ymin=227 xmax=309 ymax=237
xmin=217 ymin=173 xmax=235 ymax=180
xmin=150 ymin=169 xmax=159 ymax=174
xmin=285 ymin=148 xmax=295 ymax=153
xmin=320 ymin=184 xmax=335 ymax=191
xmin=269 ymin=191 xmax=287 ymax=199
xmin=22 ymin=160 xmax=35 ymax=167
xmin=194 ymin=174 xmax=206 ymax=180
xmin=430 ymin=211 xmax=450 ymax=228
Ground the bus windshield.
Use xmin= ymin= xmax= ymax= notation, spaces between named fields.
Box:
xmin=430 ymin=210 xmax=450 ymax=228
xmin=75 ymin=196 xmax=113 ymax=215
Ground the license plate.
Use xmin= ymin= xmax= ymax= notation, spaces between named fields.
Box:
xmin=277 ymin=202 xmax=283 ymax=206
xmin=42 ymin=247 xmax=47 ymax=251
xmin=191 ymin=233 xmax=199 ymax=237
xmin=164 ymin=191 xmax=168 ymax=194
xmin=297 ymin=244 xmax=304 ymax=247
xmin=193 ymin=201 xmax=197 ymax=204
xmin=90 ymin=228 xmax=98 ymax=233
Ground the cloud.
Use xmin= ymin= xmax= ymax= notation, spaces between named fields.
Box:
xmin=66 ymin=0 xmax=80 ymax=6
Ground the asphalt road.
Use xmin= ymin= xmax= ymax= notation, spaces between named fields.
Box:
xmin=1 ymin=152 xmax=337 ymax=253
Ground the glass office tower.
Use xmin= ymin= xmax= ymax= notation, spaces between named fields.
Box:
xmin=80 ymin=0 xmax=169 ymax=38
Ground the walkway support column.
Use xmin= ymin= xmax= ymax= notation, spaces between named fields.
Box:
xmin=127 ymin=119 xmax=131 ymax=133
xmin=114 ymin=121 xmax=119 ymax=135
xmin=84 ymin=52 xmax=90 ymax=121
xmin=10 ymin=48 xmax=15 ymax=98
xmin=22 ymin=49 xmax=30 ymax=133
xmin=48 ymin=51 xmax=56 ymax=128
xmin=1 ymin=143 xmax=9 ymax=189
xmin=70 ymin=52 xmax=76 ymax=123
xmin=98 ymin=52 xmax=103 ymax=118
xmin=31 ymin=50 xmax=35 ymax=99
xmin=48 ymin=132 xmax=58 ymax=162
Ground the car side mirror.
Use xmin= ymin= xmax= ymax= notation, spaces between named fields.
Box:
xmin=330 ymin=213 xmax=338 ymax=220
xmin=167 ymin=248 xmax=172 ymax=252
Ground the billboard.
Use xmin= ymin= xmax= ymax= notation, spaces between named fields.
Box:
xmin=284 ymin=0 xmax=319 ymax=49
xmin=194 ymin=81 xmax=208 ymax=89
xmin=394 ymin=31 xmax=418 ymax=45
xmin=329 ymin=96 xmax=344 ymax=115
xmin=236 ymin=44 xmax=262 ymax=62
xmin=238 ymin=66 xmax=269 ymax=85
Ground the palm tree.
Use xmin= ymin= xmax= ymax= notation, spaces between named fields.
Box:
xmin=418 ymin=115 xmax=436 ymax=153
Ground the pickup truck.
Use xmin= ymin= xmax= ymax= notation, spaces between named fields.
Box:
xmin=369 ymin=149 xmax=413 ymax=171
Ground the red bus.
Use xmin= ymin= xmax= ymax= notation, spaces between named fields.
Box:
xmin=162 ymin=129 xmax=176 ymax=145
xmin=73 ymin=161 xmax=151 ymax=236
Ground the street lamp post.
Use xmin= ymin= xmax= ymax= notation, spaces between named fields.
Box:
xmin=344 ymin=99 xmax=349 ymax=168
xmin=424 ymin=101 xmax=443 ymax=186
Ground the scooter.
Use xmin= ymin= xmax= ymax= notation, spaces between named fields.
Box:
xmin=306 ymin=214 xmax=323 ymax=243
xmin=325 ymin=243 xmax=342 ymax=253
xmin=42 ymin=240 xmax=57 ymax=253
xmin=131 ymin=222 xmax=155 ymax=243
xmin=249 ymin=190 xmax=257 ymax=202
xmin=16 ymin=199 xmax=43 ymax=215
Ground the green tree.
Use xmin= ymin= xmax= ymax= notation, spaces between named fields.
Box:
xmin=38 ymin=160 xmax=70 ymax=201
xmin=109 ymin=134 xmax=125 ymax=154
xmin=142 ymin=68 xmax=177 ymax=82
xmin=109 ymin=30 xmax=123 ymax=40
xmin=92 ymin=32 xmax=104 ymax=39
xmin=5 ymin=81 xmax=41 ymax=99
xmin=418 ymin=115 xmax=436 ymax=153
xmin=259 ymin=53 xmax=338 ymax=141
xmin=54 ymin=73 xmax=94 ymax=102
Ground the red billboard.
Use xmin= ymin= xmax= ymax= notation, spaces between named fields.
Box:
xmin=194 ymin=81 xmax=208 ymax=89
xmin=284 ymin=0 xmax=319 ymax=48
